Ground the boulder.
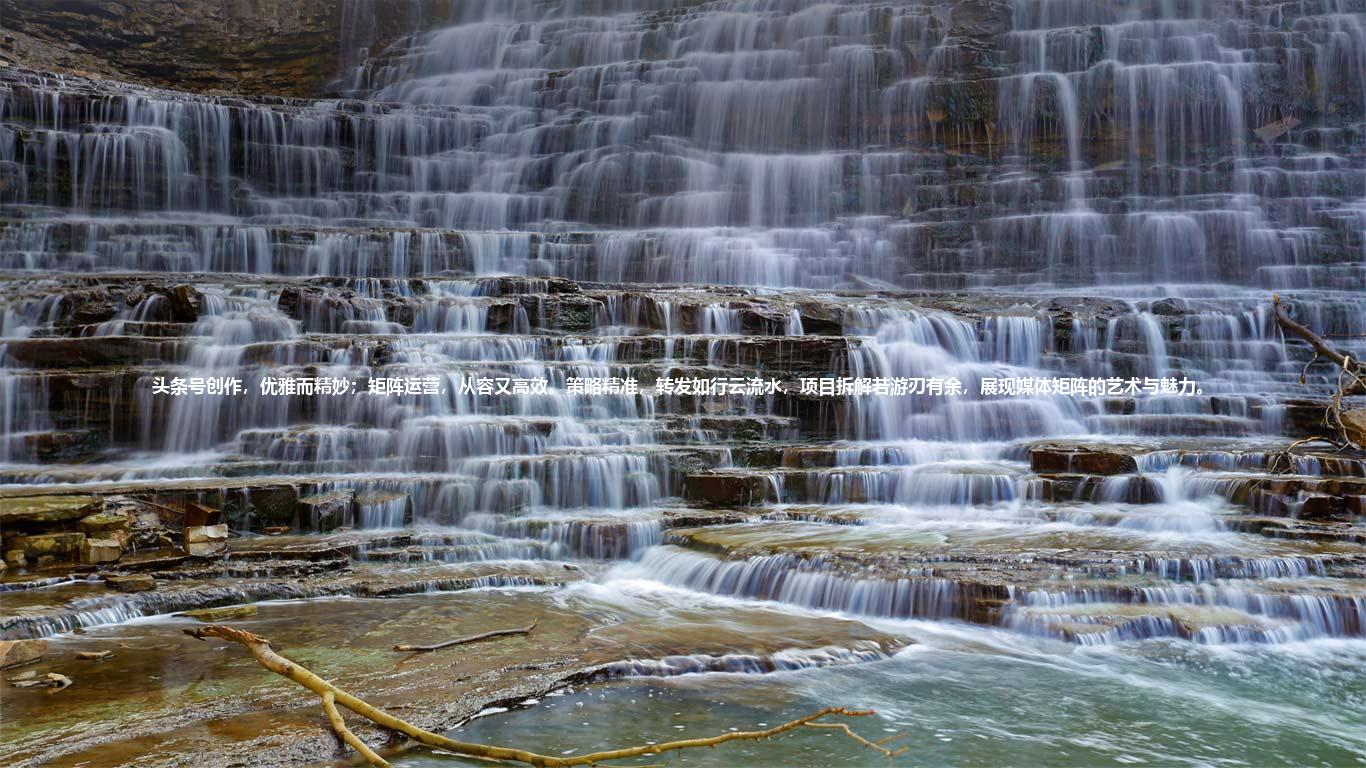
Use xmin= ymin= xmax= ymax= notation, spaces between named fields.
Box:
xmin=1149 ymin=298 xmax=1187 ymax=316
xmin=0 ymin=639 xmax=48 ymax=669
xmin=184 ymin=524 xmax=229 ymax=556
xmin=162 ymin=284 xmax=203 ymax=322
xmin=106 ymin=574 xmax=156 ymax=593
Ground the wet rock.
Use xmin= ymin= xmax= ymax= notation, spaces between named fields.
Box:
xmin=237 ymin=486 xmax=301 ymax=529
xmin=161 ymin=284 xmax=201 ymax=320
xmin=1149 ymin=298 xmax=1187 ymax=316
xmin=299 ymin=489 xmax=353 ymax=530
xmin=0 ymin=336 xmax=179 ymax=368
xmin=106 ymin=574 xmax=156 ymax=593
xmin=794 ymin=301 xmax=845 ymax=335
xmin=77 ymin=650 xmax=113 ymax=661
xmin=1283 ymin=399 xmax=1336 ymax=439
xmin=0 ymin=638 xmax=47 ymax=669
xmin=1029 ymin=442 xmax=1142 ymax=475
xmin=181 ymin=604 xmax=258 ymax=622
xmin=13 ymin=429 xmax=101 ymax=463
xmin=484 ymin=275 xmax=581 ymax=295
xmin=664 ymin=510 xmax=756 ymax=528
xmin=520 ymin=294 xmax=601 ymax=333
xmin=12 ymin=671 xmax=72 ymax=690
xmin=1043 ymin=296 xmax=1130 ymax=320
xmin=183 ymin=524 xmax=229 ymax=556
xmin=353 ymin=491 xmax=411 ymax=527
xmin=69 ymin=298 xmax=118 ymax=326
xmin=1298 ymin=495 xmax=1346 ymax=518
xmin=684 ymin=472 xmax=774 ymax=507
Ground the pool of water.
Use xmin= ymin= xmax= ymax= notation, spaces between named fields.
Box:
xmin=407 ymin=617 xmax=1366 ymax=767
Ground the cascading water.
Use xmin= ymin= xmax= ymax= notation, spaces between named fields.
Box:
xmin=1 ymin=1 xmax=1364 ymax=765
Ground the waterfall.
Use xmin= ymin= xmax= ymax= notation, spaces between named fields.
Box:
xmin=1 ymin=0 xmax=1363 ymax=660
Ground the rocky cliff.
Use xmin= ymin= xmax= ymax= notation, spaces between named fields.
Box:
xmin=0 ymin=0 xmax=449 ymax=97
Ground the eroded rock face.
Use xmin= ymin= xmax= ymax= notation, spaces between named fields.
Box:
xmin=0 ymin=0 xmax=444 ymax=97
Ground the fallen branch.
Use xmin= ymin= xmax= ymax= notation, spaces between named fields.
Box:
xmin=1266 ymin=436 xmax=1347 ymax=475
xmin=394 ymin=619 xmax=538 ymax=652
xmin=804 ymin=721 xmax=909 ymax=758
xmin=184 ymin=624 xmax=903 ymax=768
xmin=1274 ymin=295 xmax=1366 ymax=393
xmin=1274 ymin=295 xmax=1366 ymax=449
xmin=323 ymin=691 xmax=391 ymax=767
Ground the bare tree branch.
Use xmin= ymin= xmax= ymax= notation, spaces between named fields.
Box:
xmin=394 ymin=620 xmax=538 ymax=652
xmin=1274 ymin=295 xmax=1366 ymax=393
xmin=323 ymin=691 xmax=390 ymax=767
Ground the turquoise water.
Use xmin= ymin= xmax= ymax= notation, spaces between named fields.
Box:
xmin=402 ymin=619 xmax=1366 ymax=767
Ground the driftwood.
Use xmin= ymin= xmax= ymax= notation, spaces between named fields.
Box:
xmin=394 ymin=619 xmax=538 ymax=652
xmin=322 ymin=690 xmax=387 ymax=766
xmin=184 ymin=624 xmax=907 ymax=768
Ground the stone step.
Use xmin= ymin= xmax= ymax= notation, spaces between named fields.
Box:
xmin=0 ymin=559 xmax=582 ymax=640
xmin=631 ymin=536 xmax=1366 ymax=643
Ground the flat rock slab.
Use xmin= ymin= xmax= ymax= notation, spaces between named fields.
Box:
xmin=1028 ymin=441 xmax=1146 ymax=475
xmin=0 ymin=496 xmax=100 ymax=527
xmin=0 ymin=585 xmax=902 ymax=768
xmin=105 ymin=575 xmax=156 ymax=593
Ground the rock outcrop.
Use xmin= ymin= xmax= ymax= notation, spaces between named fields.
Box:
xmin=0 ymin=0 xmax=446 ymax=97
